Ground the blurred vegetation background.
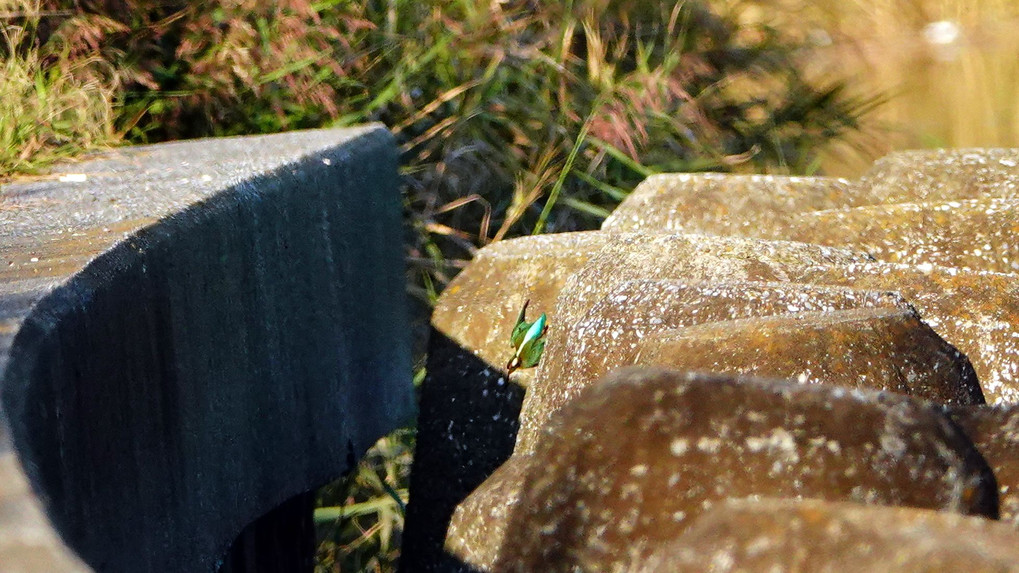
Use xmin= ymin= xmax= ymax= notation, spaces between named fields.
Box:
xmin=3 ymin=0 xmax=1017 ymax=570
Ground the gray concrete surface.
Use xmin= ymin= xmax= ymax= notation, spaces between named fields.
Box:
xmin=0 ymin=126 xmax=413 ymax=571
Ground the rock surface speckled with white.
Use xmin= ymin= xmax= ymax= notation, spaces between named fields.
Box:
xmin=403 ymin=148 xmax=1019 ymax=572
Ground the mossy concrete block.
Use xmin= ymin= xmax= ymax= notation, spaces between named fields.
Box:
xmin=494 ymin=368 xmax=997 ymax=572
xmin=520 ymin=280 xmax=908 ymax=456
xmin=786 ymin=198 xmax=1019 ymax=273
xmin=799 ymin=262 xmax=1019 ymax=404
xmin=642 ymin=498 xmax=1019 ymax=572
xmin=602 ymin=173 xmax=854 ymax=235
xmin=858 ymin=148 xmax=1019 ymax=204
xmin=549 ymin=233 xmax=872 ymax=338
xmin=0 ymin=126 xmax=412 ymax=572
xmin=636 ymin=306 xmax=983 ymax=406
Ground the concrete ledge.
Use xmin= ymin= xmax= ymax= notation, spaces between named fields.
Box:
xmin=0 ymin=126 xmax=413 ymax=571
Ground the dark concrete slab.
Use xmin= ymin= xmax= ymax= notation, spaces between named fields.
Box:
xmin=0 ymin=126 xmax=413 ymax=572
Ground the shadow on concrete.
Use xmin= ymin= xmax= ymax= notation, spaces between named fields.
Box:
xmin=399 ymin=329 xmax=525 ymax=572
xmin=219 ymin=492 xmax=317 ymax=573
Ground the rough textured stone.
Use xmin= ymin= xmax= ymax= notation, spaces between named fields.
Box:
xmin=635 ymin=306 xmax=983 ymax=405
xmin=519 ymin=281 xmax=910 ymax=456
xmin=549 ymin=234 xmax=873 ymax=334
xmin=784 ymin=198 xmax=1019 ymax=273
xmin=603 ymin=150 xmax=1019 ymax=238
xmin=533 ymin=234 xmax=876 ymax=426
xmin=0 ymin=127 xmax=412 ymax=572
xmin=799 ymin=262 xmax=1019 ymax=404
xmin=518 ymin=239 xmax=1019 ymax=426
xmin=641 ymin=498 xmax=1019 ymax=572
xmin=604 ymin=150 xmax=1019 ymax=239
xmin=857 ymin=148 xmax=1019 ymax=204
xmin=445 ymin=453 xmax=533 ymax=571
xmin=420 ymin=149 xmax=1019 ymax=572
xmin=451 ymin=297 xmax=984 ymax=571
xmin=494 ymin=368 xmax=997 ymax=572
xmin=601 ymin=173 xmax=854 ymax=235
xmin=949 ymin=405 xmax=1019 ymax=527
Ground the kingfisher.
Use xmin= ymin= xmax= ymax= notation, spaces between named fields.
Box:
xmin=507 ymin=299 xmax=548 ymax=374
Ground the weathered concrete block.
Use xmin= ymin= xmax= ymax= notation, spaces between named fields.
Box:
xmin=520 ymin=280 xmax=911 ymax=456
xmin=635 ymin=306 xmax=983 ymax=405
xmin=605 ymin=149 xmax=1019 ymax=239
xmin=785 ymin=198 xmax=1019 ymax=273
xmin=798 ymin=262 xmax=1019 ymax=404
xmin=601 ymin=173 xmax=854 ymax=235
xmin=493 ymin=368 xmax=996 ymax=572
xmin=427 ymin=148 xmax=1019 ymax=573
xmin=641 ymin=498 xmax=1019 ymax=572
xmin=857 ymin=148 xmax=1019 ymax=204
xmin=445 ymin=452 xmax=531 ymax=571
xmin=524 ymin=233 xmax=1019 ymax=408
xmin=547 ymin=233 xmax=872 ymax=340
xmin=0 ymin=126 xmax=412 ymax=572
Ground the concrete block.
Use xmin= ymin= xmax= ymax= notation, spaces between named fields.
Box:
xmin=0 ymin=127 xmax=412 ymax=572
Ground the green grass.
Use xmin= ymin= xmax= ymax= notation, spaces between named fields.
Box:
xmin=0 ymin=1 xmax=118 ymax=178
xmin=314 ymin=428 xmax=414 ymax=572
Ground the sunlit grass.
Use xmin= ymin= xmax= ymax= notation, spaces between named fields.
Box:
xmin=314 ymin=429 xmax=414 ymax=573
xmin=0 ymin=0 xmax=117 ymax=179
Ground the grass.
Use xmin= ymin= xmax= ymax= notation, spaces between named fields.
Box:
xmin=0 ymin=0 xmax=117 ymax=178
xmin=314 ymin=429 xmax=414 ymax=572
